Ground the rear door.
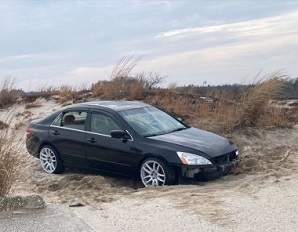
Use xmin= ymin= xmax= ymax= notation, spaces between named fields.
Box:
xmin=85 ymin=111 xmax=137 ymax=175
xmin=49 ymin=109 xmax=88 ymax=167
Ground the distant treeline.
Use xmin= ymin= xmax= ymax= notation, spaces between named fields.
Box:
xmin=14 ymin=77 xmax=298 ymax=100
xmin=177 ymin=78 xmax=298 ymax=99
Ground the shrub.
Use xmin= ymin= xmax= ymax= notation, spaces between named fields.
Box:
xmin=0 ymin=78 xmax=18 ymax=109
xmin=236 ymin=76 xmax=285 ymax=128
xmin=92 ymin=56 xmax=165 ymax=100
xmin=0 ymin=120 xmax=21 ymax=197
xmin=56 ymin=84 xmax=88 ymax=104
xmin=167 ymin=74 xmax=292 ymax=133
xmin=260 ymin=106 xmax=297 ymax=128
xmin=93 ymin=69 xmax=294 ymax=132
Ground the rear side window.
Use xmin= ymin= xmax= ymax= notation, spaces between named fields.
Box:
xmin=51 ymin=113 xmax=62 ymax=126
xmin=52 ymin=111 xmax=87 ymax=131
xmin=90 ymin=113 xmax=121 ymax=135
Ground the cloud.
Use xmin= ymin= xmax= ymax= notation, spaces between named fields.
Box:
xmin=0 ymin=53 xmax=58 ymax=64
xmin=12 ymin=17 xmax=298 ymax=90
xmin=137 ymin=27 xmax=298 ymax=85
xmin=155 ymin=11 xmax=298 ymax=39
xmin=65 ymin=65 xmax=113 ymax=84
xmin=1 ymin=2 xmax=298 ymax=90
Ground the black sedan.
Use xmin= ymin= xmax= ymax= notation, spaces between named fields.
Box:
xmin=26 ymin=101 xmax=239 ymax=187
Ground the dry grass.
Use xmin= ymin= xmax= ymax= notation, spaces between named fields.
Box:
xmin=1 ymin=54 xmax=291 ymax=134
xmin=92 ymin=56 xmax=165 ymax=100
xmin=57 ymin=84 xmax=89 ymax=104
xmin=27 ymin=84 xmax=89 ymax=104
xmin=260 ymin=107 xmax=297 ymax=128
xmin=110 ymin=55 xmax=141 ymax=80
xmin=0 ymin=118 xmax=21 ymax=197
xmin=236 ymin=76 xmax=285 ymax=128
xmin=149 ymin=75 xmax=292 ymax=133
xmin=25 ymin=103 xmax=42 ymax=109
xmin=92 ymin=57 xmax=292 ymax=132
xmin=92 ymin=56 xmax=142 ymax=99
xmin=21 ymin=82 xmax=88 ymax=104
xmin=14 ymin=122 xmax=25 ymax=130
xmin=0 ymin=121 xmax=9 ymax=130
xmin=0 ymin=78 xmax=18 ymax=109
xmin=57 ymin=85 xmax=78 ymax=103
xmin=23 ymin=86 xmax=59 ymax=103
xmin=10 ymin=60 xmax=294 ymax=134
xmin=93 ymin=78 xmax=147 ymax=100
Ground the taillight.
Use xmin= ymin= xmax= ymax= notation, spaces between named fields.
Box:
xmin=26 ymin=128 xmax=32 ymax=135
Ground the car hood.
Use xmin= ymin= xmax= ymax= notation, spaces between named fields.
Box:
xmin=149 ymin=128 xmax=236 ymax=158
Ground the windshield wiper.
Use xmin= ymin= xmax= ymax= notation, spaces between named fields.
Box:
xmin=145 ymin=133 xmax=163 ymax=137
xmin=169 ymin=127 xmax=186 ymax=133
xmin=145 ymin=127 xmax=186 ymax=137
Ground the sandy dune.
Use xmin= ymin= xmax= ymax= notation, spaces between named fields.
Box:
xmin=1 ymin=98 xmax=298 ymax=231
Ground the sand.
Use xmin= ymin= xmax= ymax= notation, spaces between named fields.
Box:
xmin=1 ymin=98 xmax=298 ymax=231
xmin=71 ymin=178 xmax=298 ymax=232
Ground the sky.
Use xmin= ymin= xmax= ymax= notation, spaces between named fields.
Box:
xmin=0 ymin=0 xmax=298 ymax=91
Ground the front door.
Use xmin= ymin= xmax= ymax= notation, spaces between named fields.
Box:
xmin=85 ymin=111 xmax=136 ymax=175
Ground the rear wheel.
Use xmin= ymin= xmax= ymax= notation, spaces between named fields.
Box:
xmin=39 ymin=145 xmax=64 ymax=174
xmin=140 ymin=157 xmax=176 ymax=187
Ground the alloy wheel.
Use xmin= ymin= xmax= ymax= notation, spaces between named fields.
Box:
xmin=39 ymin=147 xmax=57 ymax=173
xmin=141 ymin=160 xmax=166 ymax=187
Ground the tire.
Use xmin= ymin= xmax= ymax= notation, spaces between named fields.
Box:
xmin=140 ymin=157 xmax=176 ymax=187
xmin=39 ymin=145 xmax=65 ymax=174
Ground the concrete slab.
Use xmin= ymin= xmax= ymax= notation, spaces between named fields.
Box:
xmin=0 ymin=204 xmax=92 ymax=232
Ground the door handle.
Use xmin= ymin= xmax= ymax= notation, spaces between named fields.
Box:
xmin=52 ymin=130 xmax=60 ymax=135
xmin=87 ymin=138 xmax=97 ymax=143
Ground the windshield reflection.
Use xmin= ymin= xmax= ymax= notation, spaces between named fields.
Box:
xmin=119 ymin=106 xmax=187 ymax=137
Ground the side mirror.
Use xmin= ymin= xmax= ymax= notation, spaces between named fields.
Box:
xmin=111 ymin=130 xmax=131 ymax=140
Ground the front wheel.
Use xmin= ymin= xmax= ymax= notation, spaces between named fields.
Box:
xmin=140 ymin=158 xmax=176 ymax=187
xmin=39 ymin=145 xmax=65 ymax=174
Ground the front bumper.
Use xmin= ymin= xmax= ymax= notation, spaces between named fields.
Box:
xmin=218 ymin=159 xmax=239 ymax=173
xmin=204 ymin=158 xmax=239 ymax=173
xmin=180 ymin=158 xmax=239 ymax=181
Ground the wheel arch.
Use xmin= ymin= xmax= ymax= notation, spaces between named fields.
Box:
xmin=38 ymin=142 xmax=65 ymax=174
xmin=138 ymin=153 xmax=170 ymax=170
xmin=138 ymin=153 xmax=180 ymax=178
xmin=38 ymin=142 xmax=61 ymax=159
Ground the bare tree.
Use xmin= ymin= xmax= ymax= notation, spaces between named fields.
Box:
xmin=146 ymin=71 xmax=167 ymax=89
xmin=136 ymin=71 xmax=166 ymax=89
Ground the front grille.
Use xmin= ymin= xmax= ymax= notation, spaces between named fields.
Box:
xmin=214 ymin=151 xmax=237 ymax=165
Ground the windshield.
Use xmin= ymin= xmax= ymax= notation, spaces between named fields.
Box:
xmin=119 ymin=106 xmax=187 ymax=137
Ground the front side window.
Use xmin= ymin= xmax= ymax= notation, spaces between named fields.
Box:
xmin=53 ymin=111 xmax=87 ymax=131
xmin=90 ymin=113 xmax=121 ymax=135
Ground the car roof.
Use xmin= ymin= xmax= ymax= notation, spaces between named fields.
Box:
xmin=77 ymin=100 xmax=150 ymax=111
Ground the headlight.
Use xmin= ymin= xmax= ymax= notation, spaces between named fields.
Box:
xmin=177 ymin=152 xmax=212 ymax=165
xmin=235 ymin=150 xmax=239 ymax=156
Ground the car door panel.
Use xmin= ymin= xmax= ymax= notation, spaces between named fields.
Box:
xmin=86 ymin=134 xmax=137 ymax=174
xmin=49 ymin=127 xmax=87 ymax=166
xmin=85 ymin=112 xmax=139 ymax=175
xmin=48 ymin=109 xmax=88 ymax=167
